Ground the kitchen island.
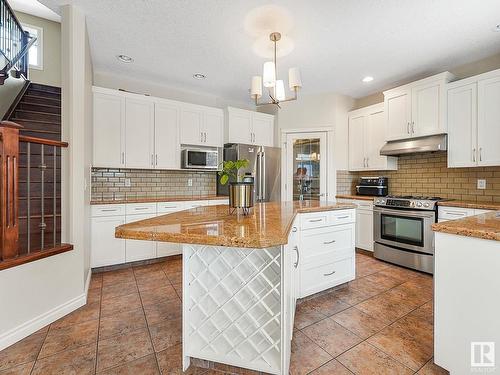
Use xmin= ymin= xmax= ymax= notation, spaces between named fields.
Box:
xmin=432 ymin=211 xmax=500 ymax=374
xmin=116 ymin=201 xmax=356 ymax=374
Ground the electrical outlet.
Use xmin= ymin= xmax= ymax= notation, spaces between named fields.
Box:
xmin=124 ymin=178 xmax=131 ymax=187
xmin=477 ymin=179 xmax=486 ymax=189
xmin=187 ymin=178 xmax=193 ymax=187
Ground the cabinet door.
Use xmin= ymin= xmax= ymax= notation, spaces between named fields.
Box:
xmin=156 ymin=206 xmax=184 ymax=257
xmin=125 ymin=98 xmax=154 ymax=168
xmin=447 ymin=83 xmax=477 ymax=167
xmin=180 ymin=107 xmax=203 ymax=145
xmin=385 ymin=90 xmax=411 ymax=140
xmin=348 ymin=114 xmax=365 ymax=170
xmin=93 ymin=92 xmax=125 ymax=167
xmin=228 ymin=111 xmax=252 ymax=144
xmin=411 ymin=82 xmax=441 ymax=137
xmin=91 ymin=216 xmax=126 ymax=267
xmin=365 ymin=109 xmax=388 ymax=170
xmin=125 ymin=213 xmax=157 ymax=262
xmin=203 ymin=111 xmax=223 ymax=147
xmin=155 ymin=103 xmax=180 ymax=169
xmin=478 ymin=76 xmax=500 ymax=166
xmin=253 ymin=114 xmax=274 ymax=147
xmin=355 ymin=210 xmax=373 ymax=251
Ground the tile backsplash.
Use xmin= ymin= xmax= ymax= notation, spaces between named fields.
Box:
xmin=337 ymin=152 xmax=500 ymax=202
xmin=91 ymin=168 xmax=217 ymax=201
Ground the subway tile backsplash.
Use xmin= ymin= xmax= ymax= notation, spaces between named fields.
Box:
xmin=337 ymin=152 xmax=500 ymax=202
xmin=91 ymin=168 xmax=217 ymax=201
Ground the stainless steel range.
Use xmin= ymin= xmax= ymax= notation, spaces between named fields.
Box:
xmin=373 ymin=195 xmax=446 ymax=274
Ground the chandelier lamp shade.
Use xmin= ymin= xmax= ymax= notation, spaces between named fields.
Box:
xmin=250 ymin=32 xmax=302 ymax=107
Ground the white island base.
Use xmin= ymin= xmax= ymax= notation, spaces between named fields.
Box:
xmin=182 ymin=244 xmax=294 ymax=375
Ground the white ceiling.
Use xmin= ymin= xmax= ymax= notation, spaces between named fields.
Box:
xmin=10 ymin=0 xmax=60 ymax=22
xmin=42 ymin=0 xmax=500 ymax=102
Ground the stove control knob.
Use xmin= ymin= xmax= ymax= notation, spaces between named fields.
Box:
xmin=416 ymin=202 xmax=423 ymax=207
xmin=376 ymin=199 xmax=381 ymax=204
xmin=423 ymin=202 xmax=430 ymax=208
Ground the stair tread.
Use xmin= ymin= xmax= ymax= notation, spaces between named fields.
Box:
xmin=14 ymin=109 xmax=61 ymax=116
xmin=10 ymin=118 xmax=61 ymax=125
xmin=23 ymin=94 xmax=61 ymax=102
xmin=26 ymin=89 xmax=61 ymax=97
xmin=20 ymin=129 xmax=61 ymax=135
xmin=19 ymin=102 xmax=61 ymax=110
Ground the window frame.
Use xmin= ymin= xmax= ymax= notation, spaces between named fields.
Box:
xmin=21 ymin=23 xmax=43 ymax=70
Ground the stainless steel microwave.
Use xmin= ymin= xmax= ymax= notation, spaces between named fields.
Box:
xmin=181 ymin=148 xmax=219 ymax=170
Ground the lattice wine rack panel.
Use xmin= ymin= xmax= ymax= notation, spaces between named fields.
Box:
xmin=183 ymin=244 xmax=282 ymax=374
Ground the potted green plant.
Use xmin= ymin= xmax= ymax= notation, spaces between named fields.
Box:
xmin=218 ymin=159 xmax=254 ymax=214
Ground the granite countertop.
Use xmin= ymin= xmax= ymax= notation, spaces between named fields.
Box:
xmin=432 ymin=211 xmax=500 ymax=241
xmin=336 ymin=194 xmax=377 ymax=201
xmin=91 ymin=195 xmax=229 ymax=205
xmin=115 ymin=201 xmax=356 ymax=248
xmin=436 ymin=200 xmax=500 ymax=211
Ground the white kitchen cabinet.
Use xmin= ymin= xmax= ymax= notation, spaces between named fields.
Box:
xmin=477 ymin=75 xmax=500 ymax=166
xmin=156 ymin=202 xmax=186 ymax=257
xmin=438 ymin=206 xmax=492 ymax=222
xmin=125 ymin=212 xmax=157 ymax=262
xmin=348 ymin=104 xmax=397 ymax=171
xmin=155 ymin=102 xmax=180 ymax=169
xmin=336 ymin=198 xmax=374 ymax=252
xmin=125 ymin=97 xmax=155 ymax=169
xmin=93 ymin=91 xmax=125 ymax=167
xmin=226 ymin=107 xmax=274 ymax=147
xmin=90 ymin=207 xmax=126 ymax=267
xmin=384 ymin=72 xmax=454 ymax=141
xmin=208 ymin=199 xmax=229 ymax=205
xmin=180 ymin=105 xmax=223 ymax=147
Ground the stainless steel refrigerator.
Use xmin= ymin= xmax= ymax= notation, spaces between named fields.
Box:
xmin=217 ymin=143 xmax=281 ymax=202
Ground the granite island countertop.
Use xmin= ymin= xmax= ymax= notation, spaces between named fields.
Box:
xmin=436 ymin=200 xmax=500 ymax=211
xmin=115 ymin=200 xmax=356 ymax=248
xmin=432 ymin=211 xmax=500 ymax=241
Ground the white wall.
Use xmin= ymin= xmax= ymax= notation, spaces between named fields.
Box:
xmin=0 ymin=4 xmax=92 ymax=351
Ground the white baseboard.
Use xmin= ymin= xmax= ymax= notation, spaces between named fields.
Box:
xmin=0 ymin=271 xmax=92 ymax=351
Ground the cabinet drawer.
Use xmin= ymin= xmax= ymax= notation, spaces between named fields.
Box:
xmin=157 ymin=201 xmax=185 ymax=213
xmin=91 ymin=204 xmax=126 ymax=217
xmin=355 ymin=201 xmax=373 ymax=210
xmin=126 ymin=203 xmax=157 ymax=215
xmin=300 ymin=256 xmax=354 ymax=298
xmin=185 ymin=200 xmax=209 ymax=209
xmin=300 ymin=212 xmax=330 ymax=230
xmin=208 ymin=199 xmax=229 ymax=206
xmin=438 ymin=206 xmax=475 ymax=220
xmin=300 ymin=224 xmax=354 ymax=260
xmin=331 ymin=209 xmax=355 ymax=225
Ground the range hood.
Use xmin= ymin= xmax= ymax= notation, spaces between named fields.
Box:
xmin=380 ymin=134 xmax=447 ymax=156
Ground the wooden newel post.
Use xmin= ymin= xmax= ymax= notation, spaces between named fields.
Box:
xmin=0 ymin=121 xmax=23 ymax=261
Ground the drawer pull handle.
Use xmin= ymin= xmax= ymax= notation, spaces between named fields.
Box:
xmin=134 ymin=207 xmax=149 ymax=210
xmin=337 ymin=215 xmax=349 ymax=219
xmin=446 ymin=212 xmax=465 ymax=216
xmin=292 ymin=227 xmax=298 ymax=232
xmin=324 ymin=270 xmax=336 ymax=276
xmin=293 ymin=246 xmax=299 ymax=268
xmin=324 ymin=239 xmax=336 ymax=244
xmin=309 ymin=218 xmax=323 ymax=222
xmin=101 ymin=209 xmax=118 ymax=212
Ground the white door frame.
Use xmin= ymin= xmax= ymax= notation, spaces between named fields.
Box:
xmin=281 ymin=127 xmax=335 ymax=202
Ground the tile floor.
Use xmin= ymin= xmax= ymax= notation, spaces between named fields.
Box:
xmin=0 ymin=252 xmax=449 ymax=375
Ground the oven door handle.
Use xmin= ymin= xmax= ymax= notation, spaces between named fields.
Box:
xmin=373 ymin=207 xmax=435 ymax=219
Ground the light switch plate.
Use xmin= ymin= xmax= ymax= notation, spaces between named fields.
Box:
xmin=188 ymin=178 xmax=193 ymax=187
xmin=124 ymin=178 xmax=131 ymax=187
xmin=477 ymin=179 xmax=486 ymax=189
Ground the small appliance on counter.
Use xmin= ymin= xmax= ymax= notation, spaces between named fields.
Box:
xmin=356 ymin=177 xmax=388 ymax=196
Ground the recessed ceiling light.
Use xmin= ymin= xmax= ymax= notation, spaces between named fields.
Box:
xmin=193 ymin=73 xmax=206 ymax=79
xmin=362 ymin=76 xmax=374 ymax=83
xmin=117 ymin=54 xmax=133 ymax=63
xmin=494 ymin=24 xmax=500 ymax=32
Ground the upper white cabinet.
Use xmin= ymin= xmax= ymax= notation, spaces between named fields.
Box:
xmin=348 ymin=103 xmax=397 ymax=171
xmin=447 ymin=68 xmax=500 ymax=167
xmin=93 ymin=87 xmax=224 ymax=169
xmin=226 ymin=107 xmax=274 ymax=147
xmin=179 ymin=104 xmax=223 ymax=147
xmin=384 ymin=72 xmax=454 ymax=141
xmin=93 ymin=92 xmax=125 ymax=167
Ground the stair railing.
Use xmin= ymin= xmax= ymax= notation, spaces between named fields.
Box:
xmin=0 ymin=0 xmax=35 ymax=84
xmin=0 ymin=121 xmax=72 ymax=271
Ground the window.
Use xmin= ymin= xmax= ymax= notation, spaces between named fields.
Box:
xmin=21 ymin=24 xmax=43 ymax=70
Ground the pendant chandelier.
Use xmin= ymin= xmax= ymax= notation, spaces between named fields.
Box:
xmin=250 ymin=32 xmax=302 ymax=108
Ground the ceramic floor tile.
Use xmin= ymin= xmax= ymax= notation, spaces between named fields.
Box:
xmin=38 ymin=319 xmax=99 ymax=359
xmin=0 ymin=332 xmax=45 ymax=371
xmin=96 ymin=328 xmax=153 ymax=372
xmin=166 ymin=271 xmax=182 ymax=285
xmin=135 ymin=273 xmax=172 ymax=292
xmin=331 ymin=285 xmax=372 ymax=305
xmin=102 ymin=268 xmax=135 ymax=286
xmin=99 ymin=308 xmax=147 ymax=340
xmin=149 ymin=318 xmax=182 ymax=352
xmin=89 ymin=274 xmax=103 ymax=290
xmin=355 ymin=260 xmax=389 ymax=278
xmin=139 ymin=285 xmax=178 ymax=307
xmin=362 ymin=272 xmax=405 ymax=290
xmin=337 ymin=342 xmax=413 ymax=375
xmin=51 ymin=302 xmax=100 ymax=328
xmin=289 ymin=330 xmax=332 ymax=375
xmin=31 ymin=343 xmax=96 ymax=375
xmin=133 ymin=262 xmax=165 ymax=276
xmin=331 ymin=307 xmax=387 ymax=340
xmin=301 ymin=317 xmax=362 ymax=357
xmin=97 ymin=353 xmax=159 ymax=374
xmin=87 ymin=287 xmax=102 ymax=304
xmin=143 ymin=299 xmax=182 ymax=326
xmin=100 ymin=292 xmax=142 ymax=317
xmin=417 ymin=358 xmax=450 ymax=374
xmin=293 ymin=301 xmax=327 ymax=330
xmin=308 ymin=359 xmax=353 ymax=374
xmin=355 ymin=290 xmax=418 ymax=325
xmin=299 ymin=292 xmax=351 ymax=317
xmin=347 ymin=276 xmax=390 ymax=298
xmin=0 ymin=361 xmax=34 ymax=375
xmin=156 ymin=344 xmax=208 ymax=375
xmin=162 ymin=259 xmax=182 ymax=275
xmin=102 ymin=281 xmax=139 ymax=301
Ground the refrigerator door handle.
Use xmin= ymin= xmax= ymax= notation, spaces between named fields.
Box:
xmin=261 ymin=151 xmax=266 ymax=202
xmin=257 ymin=151 xmax=263 ymax=202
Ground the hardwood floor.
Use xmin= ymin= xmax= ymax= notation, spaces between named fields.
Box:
xmin=0 ymin=253 xmax=449 ymax=374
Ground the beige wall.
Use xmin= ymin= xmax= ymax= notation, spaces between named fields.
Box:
xmin=15 ymin=11 xmax=61 ymax=87
xmin=353 ymin=53 xmax=500 ymax=110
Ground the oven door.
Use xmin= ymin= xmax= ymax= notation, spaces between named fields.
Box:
xmin=373 ymin=207 xmax=435 ymax=254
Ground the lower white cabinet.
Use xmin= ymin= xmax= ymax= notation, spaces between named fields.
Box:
xmin=437 ymin=206 xmax=492 ymax=222
xmin=336 ymin=198 xmax=374 ymax=251
xmin=90 ymin=215 xmax=126 ymax=267
xmin=125 ymin=213 xmax=158 ymax=262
